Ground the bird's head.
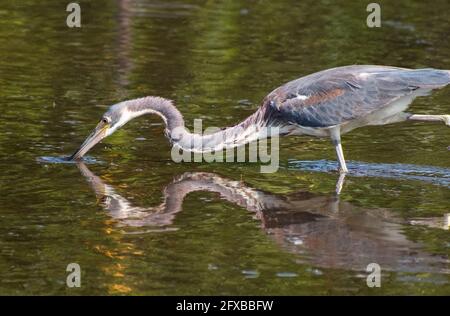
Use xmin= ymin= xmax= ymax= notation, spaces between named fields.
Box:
xmin=69 ymin=96 xmax=182 ymax=160
xmin=69 ymin=102 xmax=132 ymax=160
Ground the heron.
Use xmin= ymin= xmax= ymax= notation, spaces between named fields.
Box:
xmin=70 ymin=65 xmax=450 ymax=173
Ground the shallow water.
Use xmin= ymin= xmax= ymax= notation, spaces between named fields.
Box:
xmin=1 ymin=0 xmax=449 ymax=295
xmin=37 ymin=156 xmax=100 ymax=164
xmin=289 ymin=160 xmax=450 ymax=187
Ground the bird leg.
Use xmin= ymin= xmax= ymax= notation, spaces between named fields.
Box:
xmin=330 ymin=127 xmax=348 ymax=174
xmin=407 ymin=114 xmax=450 ymax=126
xmin=335 ymin=172 xmax=346 ymax=195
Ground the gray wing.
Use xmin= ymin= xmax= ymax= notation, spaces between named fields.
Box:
xmin=268 ymin=65 xmax=450 ymax=128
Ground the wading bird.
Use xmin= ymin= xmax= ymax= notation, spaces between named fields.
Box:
xmin=70 ymin=65 xmax=450 ymax=173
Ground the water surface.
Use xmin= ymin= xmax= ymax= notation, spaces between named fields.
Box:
xmin=0 ymin=0 xmax=449 ymax=295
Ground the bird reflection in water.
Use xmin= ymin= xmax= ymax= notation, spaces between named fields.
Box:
xmin=77 ymin=163 xmax=449 ymax=274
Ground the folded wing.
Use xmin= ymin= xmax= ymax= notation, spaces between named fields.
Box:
xmin=268 ymin=65 xmax=450 ymax=128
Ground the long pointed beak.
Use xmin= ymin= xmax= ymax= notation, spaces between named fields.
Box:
xmin=70 ymin=123 xmax=109 ymax=160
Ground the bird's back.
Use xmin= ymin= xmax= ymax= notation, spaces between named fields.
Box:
xmin=264 ymin=65 xmax=450 ymax=128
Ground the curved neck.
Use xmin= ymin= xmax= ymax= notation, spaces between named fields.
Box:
xmin=126 ymin=96 xmax=279 ymax=152
xmin=122 ymin=96 xmax=185 ymax=131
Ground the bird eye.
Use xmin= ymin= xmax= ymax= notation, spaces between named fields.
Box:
xmin=102 ymin=117 xmax=110 ymax=124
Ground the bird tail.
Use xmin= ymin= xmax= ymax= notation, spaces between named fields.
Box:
xmin=399 ymin=68 xmax=450 ymax=88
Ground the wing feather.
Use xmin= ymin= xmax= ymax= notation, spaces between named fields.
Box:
xmin=268 ymin=66 xmax=450 ymax=128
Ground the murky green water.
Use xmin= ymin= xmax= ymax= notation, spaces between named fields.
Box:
xmin=1 ymin=0 xmax=449 ymax=295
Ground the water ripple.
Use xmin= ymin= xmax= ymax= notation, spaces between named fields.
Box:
xmin=288 ymin=159 xmax=450 ymax=187
xmin=36 ymin=156 xmax=101 ymax=164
